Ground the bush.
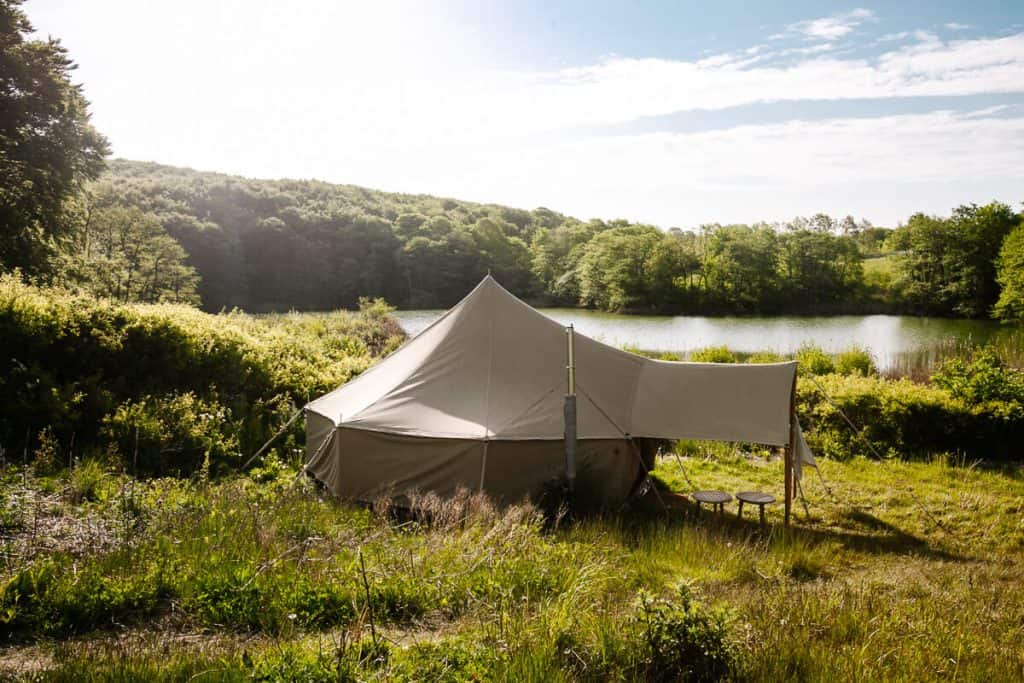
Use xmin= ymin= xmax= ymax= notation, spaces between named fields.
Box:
xmin=101 ymin=393 xmax=241 ymax=476
xmin=932 ymin=347 xmax=1024 ymax=404
xmin=835 ymin=347 xmax=876 ymax=376
xmin=0 ymin=275 xmax=403 ymax=476
xmin=689 ymin=346 xmax=737 ymax=363
xmin=634 ymin=583 xmax=736 ymax=682
xmin=797 ymin=373 xmax=1024 ymax=461
xmin=796 ymin=344 xmax=835 ymax=375
xmin=747 ymin=351 xmax=785 ymax=364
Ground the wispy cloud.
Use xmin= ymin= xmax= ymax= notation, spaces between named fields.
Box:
xmin=945 ymin=22 xmax=972 ymax=30
xmin=785 ymin=8 xmax=876 ymax=41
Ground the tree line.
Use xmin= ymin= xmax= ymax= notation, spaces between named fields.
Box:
xmin=2 ymin=0 xmax=1022 ymax=320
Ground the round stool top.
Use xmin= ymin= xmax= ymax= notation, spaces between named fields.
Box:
xmin=736 ymin=491 xmax=776 ymax=505
xmin=692 ymin=490 xmax=732 ymax=504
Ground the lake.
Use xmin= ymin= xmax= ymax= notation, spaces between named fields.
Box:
xmin=394 ymin=309 xmax=1008 ymax=369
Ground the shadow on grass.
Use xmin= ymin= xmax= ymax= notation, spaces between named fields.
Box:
xmin=610 ymin=495 xmax=969 ymax=563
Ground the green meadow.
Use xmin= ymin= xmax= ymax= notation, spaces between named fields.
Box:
xmin=3 ymin=280 xmax=1024 ymax=681
xmin=0 ymin=452 xmax=1021 ymax=681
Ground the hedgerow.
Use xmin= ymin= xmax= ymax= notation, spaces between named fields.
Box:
xmin=0 ymin=275 xmax=403 ymax=474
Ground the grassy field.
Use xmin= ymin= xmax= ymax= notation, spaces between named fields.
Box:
xmin=4 ymin=280 xmax=1023 ymax=680
xmin=0 ymin=449 xmax=1021 ymax=681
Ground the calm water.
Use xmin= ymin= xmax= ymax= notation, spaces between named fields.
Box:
xmin=394 ymin=309 xmax=1006 ymax=368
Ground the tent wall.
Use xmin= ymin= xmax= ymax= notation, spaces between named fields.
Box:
xmin=305 ymin=425 xmax=642 ymax=505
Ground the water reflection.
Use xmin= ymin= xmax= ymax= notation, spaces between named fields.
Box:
xmin=393 ymin=309 xmax=1005 ymax=368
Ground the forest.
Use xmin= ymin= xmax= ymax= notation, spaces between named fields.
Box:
xmin=17 ymin=160 xmax=1022 ymax=320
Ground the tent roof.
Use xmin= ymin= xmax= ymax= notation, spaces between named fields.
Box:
xmin=306 ymin=276 xmax=797 ymax=445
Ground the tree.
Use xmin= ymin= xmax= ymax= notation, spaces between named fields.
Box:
xmin=577 ymin=225 xmax=661 ymax=311
xmin=59 ymin=203 xmax=199 ymax=304
xmin=702 ymin=225 xmax=780 ymax=312
xmin=645 ymin=231 xmax=700 ymax=308
xmin=0 ymin=0 xmax=109 ymax=273
xmin=896 ymin=203 xmax=1018 ymax=317
xmin=778 ymin=220 xmax=863 ymax=308
xmin=994 ymin=221 xmax=1024 ymax=322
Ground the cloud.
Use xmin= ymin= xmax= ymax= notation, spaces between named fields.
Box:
xmin=785 ymin=8 xmax=875 ymax=41
xmin=878 ymin=31 xmax=910 ymax=42
xmin=945 ymin=22 xmax=972 ymax=30
xmin=462 ymin=109 xmax=1024 ymax=226
xmin=505 ymin=33 xmax=1024 ymax=132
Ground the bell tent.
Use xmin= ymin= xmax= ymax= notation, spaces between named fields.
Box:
xmin=305 ymin=276 xmax=814 ymax=515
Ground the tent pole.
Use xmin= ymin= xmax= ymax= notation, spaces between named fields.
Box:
xmin=784 ymin=370 xmax=797 ymax=527
xmin=564 ymin=325 xmax=577 ymax=502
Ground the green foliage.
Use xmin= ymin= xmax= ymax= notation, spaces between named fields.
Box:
xmin=796 ymin=344 xmax=835 ymax=375
xmin=931 ymin=347 xmax=1024 ymax=405
xmin=9 ymin=453 xmax=1024 ymax=681
xmin=101 ymin=393 xmax=241 ymax=476
xmin=635 ymin=583 xmax=736 ymax=682
xmin=56 ymin=200 xmax=200 ymax=304
xmin=746 ymin=351 xmax=786 ymax=363
xmin=95 ymin=161 xmax=888 ymax=316
xmin=66 ymin=457 xmax=109 ymax=504
xmin=994 ymin=221 xmax=1024 ymax=322
xmin=0 ymin=557 xmax=170 ymax=638
xmin=0 ymin=275 xmax=401 ymax=473
xmin=797 ymin=370 xmax=1024 ymax=461
xmin=0 ymin=0 xmax=109 ymax=275
xmin=577 ymin=224 xmax=662 ymax=311
xmin=834 ymin=347 xmax=876 ymax=376
xmin=689 ymin=345 xmax=738 ymax=363
xmin=894 ymin=202 xmax=1020 ymax=318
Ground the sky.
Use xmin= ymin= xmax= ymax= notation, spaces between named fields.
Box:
xmin=24 ymin=0 xmax=1024 ymax=228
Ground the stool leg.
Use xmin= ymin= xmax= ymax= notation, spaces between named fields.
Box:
xmin=759 ymin=505 xmax=766 ymax=527
xmin=738 ymin=500 xmax=744 ymax=519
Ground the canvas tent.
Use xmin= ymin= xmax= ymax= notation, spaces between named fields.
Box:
xmin=305 ymin=276 xmax=815 ymax=516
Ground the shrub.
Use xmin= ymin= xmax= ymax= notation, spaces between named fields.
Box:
xmin=747 ymin=351 xmax=785 ymax=364
xmin=634 ymin=583 xmax=736 ymax=682
xmin=690 ymin=346 xmax=737 ymax=363
xmin=66 ymin=458 xmax=109 ymax=504
xmin=796 ymin=344 xmax=835 ymax=375
xmin=932 ymin=347 xmax=1024 ymax=404
xmin=0 ymin=274 xmax=403 ymax=476
xmin=835 ymin=347 xmax=877 ymax=376
xmin=101 ymin=393 xmax=241 ymax=476
xmin=797 ymin=373 xmax=1024 ymax=461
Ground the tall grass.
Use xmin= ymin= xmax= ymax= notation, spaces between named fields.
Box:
xmin=887 ymin=329 xmax=1024 ymax=381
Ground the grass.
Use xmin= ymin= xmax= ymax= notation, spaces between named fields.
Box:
xmin=0 ymin=451 xmax=1021 ymax=681
xmin=887 ymin=329 xmax=1024 ymax=381
xmin=4 ymin=278 xmax=1024 ymax=679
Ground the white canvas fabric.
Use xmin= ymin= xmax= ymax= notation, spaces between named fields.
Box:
xmin=305 ymin=276 xmax=811 ymax=501
xmin=307 ymin=276 xmax=798 ymax=443
xmin=793 ymin=420 xmax=818 ymax=481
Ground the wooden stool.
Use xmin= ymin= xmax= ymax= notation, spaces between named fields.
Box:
xmin=691 ymin=490 xmax=732 ymax=516
xmin=736 ymin=491 xmax=776 ymax=527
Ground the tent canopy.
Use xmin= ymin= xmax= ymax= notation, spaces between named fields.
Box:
xmin=307 ymin=275 xmax=798 ymax=446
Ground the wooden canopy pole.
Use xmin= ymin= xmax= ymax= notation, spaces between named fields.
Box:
xmin=784 ymin=370 xmax=797 ymax=527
